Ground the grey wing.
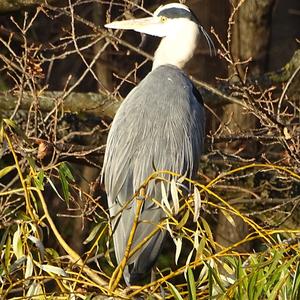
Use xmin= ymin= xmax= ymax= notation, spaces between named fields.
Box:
xmin=102 ymin=65 xmax=205 ymax=283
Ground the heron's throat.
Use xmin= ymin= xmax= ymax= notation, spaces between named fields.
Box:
xmin=152 ymin=23 xmax=199 ymax=70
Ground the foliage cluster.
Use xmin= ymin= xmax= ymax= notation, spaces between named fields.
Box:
xmin=0 ymin=0 xmax=299 ymax=299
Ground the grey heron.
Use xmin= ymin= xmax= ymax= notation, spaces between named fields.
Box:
xmin=102 ymin=3 xmax=212 ymax=286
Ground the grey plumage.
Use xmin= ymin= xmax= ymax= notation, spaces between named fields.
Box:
xmin=103 ymin=64 xmax=205 ymax=284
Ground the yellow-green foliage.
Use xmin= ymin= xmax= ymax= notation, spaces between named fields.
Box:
xmin=1 ymin=121 xmax=300 ymax=299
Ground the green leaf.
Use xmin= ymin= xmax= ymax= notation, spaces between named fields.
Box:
xmin=201 ymin=217 xmax=215 ymax=250
xmin=176 ymin=209 xmax=189 ymax=230
xmin=26 ymin=281 xmax=43 ymax=298
xmin=174 ymin=237 xmax=182 ymax=265
xmin=46 ymin=176 xmax=64 ymax=201
xmin=25 ymin=255 xmax=34 ymax=280
xmin=292 ymin=261 xmax=300 ymax=299
xmin=248 ymin=268 xmax=259 ymax=300
xmin=236 ymin=257 xmax=244 ymax=298
xmin=34 ymin=169 xmax=45 ymax=190
xmin=221 ymin=210 xmax=236 ymax=227
xmin=171 ymin=179 xmax=179 ymax=214
xmin=255 ymin=270 xmax=265 ymax=299
xmin=45 ymin=248 xmax=60 ymax=259
xmin=167 ymin=282 xmax=184 ymax=300
xmin=0 ymin=125 xmax=3 ymax=143
xmin=198 ymin=263 xmax=208 ymax=285
xmin=0 ymin=165 xmax=15 ymax=179
xmin=9 ymin=256 xmax=27 ymax=274
xmin=59 ymin=162 xmax=75 ymax=181
xmin=37 ymin=263 xmax=67 ymax=277
xmin=58 ymin=162 xmax=75 ymax=205
xmin=268 ymin=273 xmax=289 ymax=300
xmin=27 ymin=156 xmax=37 ymax=170
xmin=4 ymin=235 xmax=11 ymax=270
xmin=28 ymin=235 xmax=45 ymax=256
xmin=187 ymin=268 xmax=197 ymax=300
xmin=84 ymin=224 xmax=102 ymax=244
xmin=3 ymin=119 xmax=31 ymax=143
xmin=0 ymin=228 xmax=9 ymax=253
xmin=161 ymin=181 xmax=172 ymax=213
xmin=193 ymin=186 xmax=201 ymax=222
xmin=12 ymin=226 xmax=23 ymax=259
xmin=195 ymin=236 xmax=206 ymax=260
xmin=3 ymin=118 xmax=17 ymax=129
xmin=205 ymin=260 xmax=226 ymax=293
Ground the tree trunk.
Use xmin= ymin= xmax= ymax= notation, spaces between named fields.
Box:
xmin=216 ymin=0 xmax=276 ymax=252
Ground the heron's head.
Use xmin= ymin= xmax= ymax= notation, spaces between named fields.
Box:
xmin=105 ymin=3 xmax=214 ymax=69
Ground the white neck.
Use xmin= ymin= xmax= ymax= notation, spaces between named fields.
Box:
xmin=152 ymin=19 xmax=199 ymax=70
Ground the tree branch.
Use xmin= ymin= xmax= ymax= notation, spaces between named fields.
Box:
xmin=0 ymin=91 xmax=120 ymax=119
xmin=0 ymin=49 xmax=299 ymax=119
xmin=0 ymin=0 xmax=55 ymax=13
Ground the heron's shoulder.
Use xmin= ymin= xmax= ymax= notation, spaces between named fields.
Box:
xmin=148 ymin=65 xmax=203 ymax=105
xmin=150 ymin=64 xmax=188 ymax=78
xmin=140 ymin=64 xmax=192 ymax=89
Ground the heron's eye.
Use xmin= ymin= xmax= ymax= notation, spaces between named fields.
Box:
xmin=160 ymin=16 xmax=168 ymax=23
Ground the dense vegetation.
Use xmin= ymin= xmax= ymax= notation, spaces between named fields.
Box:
xmin=0 ymin=0 xmax=299 ymax=299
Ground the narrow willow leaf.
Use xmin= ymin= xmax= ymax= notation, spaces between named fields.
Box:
xmin=166 ymin=219 xmax=174 ymax=238
xmin=0 ymin=125 xmax=3 ymax=143
xmin=37 ymin=263 xmax=67 ymax=277
xmin=84 ymin=224 xmax=101 ymax=244
xmin=60 ymin=162 xmax=75 ymax=181
xmin=268 ymin=273 xmax=289 ymax=300
xmin=3 ymin=118 xmax=17 ymax=128
xmin=26 ymin=281 xmax=43 ymax=297
xmin=205 ymin=260 xmax=226 ymax=293
xmin=26 ymin=156 xmax=37 ymax=170
xmin=177 ymin=175 xmax=186 ymax=184
xmin=5 ymin=235 xmax=11 ymax=269
xmin=46 ymin=176 xmax=64 ymax=201
xmin=0 ymin=228 xmax=9 ymax=252
xmin=0 ymin=165 xmax=15 ymax=179
xmin=221 ymin=210 xmax=236 ymax=227
xmin=196 ymin=236 xmax=206 ymax=260
xmin=161 ymin=181 xmax=171 ymax=213
xmin=201 ymin=217 xmax=216 ymax=250
xmin=10 ymin=256 xmax=27 ymax=273
xmin=185 ymin=250 xmax=194 ymax=275
xmin=193 ymin=230 xmax=199 ymax=250
xmin=248 ymin=269 xmax=259 ymax=300
xmin=45 ymin=248 xmax=60 ymax=259
xmin=174 ymin=237 xmax=182 ymax=265
xmin=34 ymin=170 xmax=45 ymax=190
xmin=167 ymin=282 xmax=184 ymax=300
xmin=222 ymin=262 xmax=234 ymax=275
xmin=198 ymin=264 xmax=208 ymax=285
xmin=262 ymin=250 xmax=282 ymax=284
xmin=12 ymin=226 xmax=23 ymax=259
xmin=58 ymin=162 xmax=75 ymax=205
xmin=28 ymin=235 xmax=45 ymax=256
xmin=25 ymin=255 xmax=34 ymax=279
xmin=176 ymin=210 xmax=189 ymax=230
xmin=292 ymin=261 xmax=300 ymax=299
xmin=187 ymin=268 xmax=197 ymax=300
xmin=193 ymin=187 xmax=201 ymax=222
xmin=171 ymin=179 xmax=179 ymax=214
xmin=59 ymin=165 xmax=70 ymax=204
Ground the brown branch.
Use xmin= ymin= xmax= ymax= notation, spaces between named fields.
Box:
xmin=0 ymin=91 xmax=120 ymax=119
xmin=1 ymin=46 xmax=299 ymax=119
xmin=0 ymin=0 xmax=55 ymax=13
